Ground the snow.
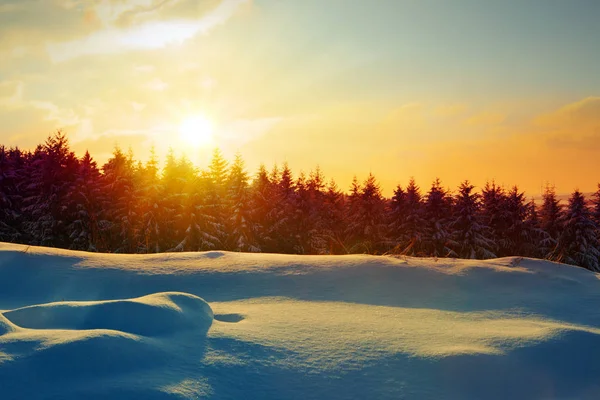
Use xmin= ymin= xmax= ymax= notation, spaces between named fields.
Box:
xmin=1 ymin=243 xmax=600 ymax=399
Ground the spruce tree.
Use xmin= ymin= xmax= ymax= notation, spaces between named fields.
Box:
xmin=522 ymin=197 xmax=553 ymax=258
xmin=250 ymin=164 xmax=275 ymax=252
xmin=503 ymin=186 xmax=528 ymax=256
xmin=539 ymin=184 xmax=562 ymax=256
xmin=99 ymin=147 xmax=137 ymax=252
xmin=591 ymin=183 xmax=600 ymax=227
xmin=270 ymin=162 xmax=296 ymax=253
xmin=226 ymin=154 xmax=259 ymax=252
xmin=322 ymin=178 xmax=345 ymax=254
xmin=67 ymin=151 xmax=102 ymax=251
xmin=481 ymin=181 xmax=507 ymax=255
xmin=138 ymin=147 xmax=162 ymax=253
xmin=551 ymin=190 xmax=600 ymax=272
xmin=22 ymin=131 xmax=78 ymax=248
xmin=387 ymin=183 xmax=407 ymax=252
xmin=0 ymin=146 xmax=25 ymax=242
xmin=450 ymin=181 xmax=496 ymax=259
xmin=345 ymin=174 xmax=386 ymax=253
xmin=423 ymin=178 xmax=454 ymax=257
xmin=397 ymin=178 xmax=426 ymax=255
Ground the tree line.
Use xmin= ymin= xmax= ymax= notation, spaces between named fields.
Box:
xmin=1 ymin=131 xmax=600 ymax=272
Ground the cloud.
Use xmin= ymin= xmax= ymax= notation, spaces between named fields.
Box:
xmin=534 ymin=97 xmax=600 ymax=128
xmin=46 ymin=0 xmax=249 ymax=62
xmin=114 ymin=0 xmax=178 ymax=27
xmin=532 ymin=97 xmax=600 ymax=152
xmin=29 ymin=101 xmax=80 ymax=126
xmin=0 ymin=80 xmax=23 ymax=107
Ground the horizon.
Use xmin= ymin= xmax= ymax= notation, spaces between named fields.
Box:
xmin=1 ymin=0 xmax=600 ymax=197
xmin=1 ymin=136 xmax=596 ymax=199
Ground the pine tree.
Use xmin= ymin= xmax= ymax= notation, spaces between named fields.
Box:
xmin=138 ymin=147 xmax=162 ymax=253
xmin=0 ymin=146 xmax=25 ymax=242
xmin=22 ymin=131 xmax=79 ymax=248
xmin=67 ymin=151 xmax=102 ymax=251
xmin=539 ymin=184 xmax=562 ymax=257
xmin=302 ymin=166 xmax=330 ymax=254
xmin=481 ymin=181 xmax=507 ymax=255
xmin=226 ymin=153 xmax=259 ymax=252
xmin=269 ymin=162 xmax=296 ymax=253
xmin=396 ymin=178 xmax=426 ymax=255
xmin=250 ymin=164 xmax=275 ymax=252
xmin=423 ymin=178 xmax=454 ymax=257
xmin=205 ymin=148 xmax=229 ymax=247
xmin=99 ymin=147 xmax=137 ymax=252
xmin=591 ymin=183 xmax=600 ymax=227
xmin=345 ymin=174 xmax=386 ymax=253
xmin=388 ymin=183 xmax=406 ymax=252
xmin=450 ymin=181 xmax=496 ymax=259
xmin=322 ymin=178 xmax=345 ymax=254
xmin=550 ymin=190 xmax=600 ymax=272
xmin=522 ymin=197 xmax=553 ymax=258
xmin=171 ymin=155 xmax=223 ymax=252
xmin=503 ymin=186 xmax=528 ymax=256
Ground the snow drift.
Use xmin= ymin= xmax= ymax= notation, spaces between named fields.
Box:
xmin=1 ymin=243 xmax=600 ymax=399
xmin=4 ymin=292 xmax=213 ymax=336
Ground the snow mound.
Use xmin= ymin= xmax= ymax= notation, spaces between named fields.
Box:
xmin=4 ymin=292 xmax=213 ymax=337
xmin=0 ymin=314 xmax=17 ymax=335
xmin=1 ymin=243 xmax=600 ymax=399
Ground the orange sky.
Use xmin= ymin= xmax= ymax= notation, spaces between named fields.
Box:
xmin=1 ymin=0 xmax=599 ymax=196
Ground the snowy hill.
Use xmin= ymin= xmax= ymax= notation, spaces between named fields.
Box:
xmin=1 ymin=243 xmax=600 ymax=399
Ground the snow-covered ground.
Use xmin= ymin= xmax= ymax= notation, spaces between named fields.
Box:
xmin=1 ymin=243 xmax=600 ymax=399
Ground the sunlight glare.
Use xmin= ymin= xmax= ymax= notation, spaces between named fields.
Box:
xmin=179 ymin=115 xmax=215 ymax=148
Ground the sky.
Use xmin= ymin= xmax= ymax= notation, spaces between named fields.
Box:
xmin=1 ymin=0 xmax=599 ymax=196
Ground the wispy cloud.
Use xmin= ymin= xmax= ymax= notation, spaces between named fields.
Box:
xmin=534 ymin=97 xmax=600 ymax=128
xmin=46 ymin=0 xmax=248 ymax=62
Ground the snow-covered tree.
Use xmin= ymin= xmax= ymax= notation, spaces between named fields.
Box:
xmin=591 ymin=183 xmax=600 ymax=227
xmin=99 ymin=147 xmax=138 ymax=252
xmin=396 ymin=178 xmax=427 ymax=255
xmin=481 ymin=181 xmax=508 ymax=255
xmin=322 ymin=178 xmax=345 ymax=254
xmin=450 ymin=181 xmax=496 ymax=259
xmin=138 ymin=147 xmax=162 ymax=253
xmin=226 ymin=153 xmax=259 ymax=252
xmin=540 ymin=185 xmax=562 ymax=240
xmin=269 ymin=163 xmax=297 ymax=253
xmin=22 ymin=131 xmax=79 ymax=248
xmin=423 ymin=178 xmax=454 ymax=257
xmin=550 ymin=190 xmax=600 ymax=272
xmin=502 ymin=186 xmax=529 ymax=256
xmin=67 ymin=151 xmax=102 ymax=251
xmin=0 ymin=146 xmax=25 ymax=242
xmin=345 ymin=174 xmax=387 ymax=253
xmin=522 ymin=197 xmax=553 ymax=258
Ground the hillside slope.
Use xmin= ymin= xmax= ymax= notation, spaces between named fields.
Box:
xmin=1 ymin=243 xmax=599 ymax=399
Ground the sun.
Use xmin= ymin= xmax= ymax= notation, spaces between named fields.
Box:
xmin=179 ymin=115 xmax=214 ymax=147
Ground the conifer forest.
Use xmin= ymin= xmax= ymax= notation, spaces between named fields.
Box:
xmin=2 ymin=131 xmax=600 ymax=272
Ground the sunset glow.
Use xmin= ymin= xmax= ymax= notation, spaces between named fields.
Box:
xmin=0 ymin=1 xmax=599 ymax=195
xmin=179 ymin=115 xmax=215 ymax=148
